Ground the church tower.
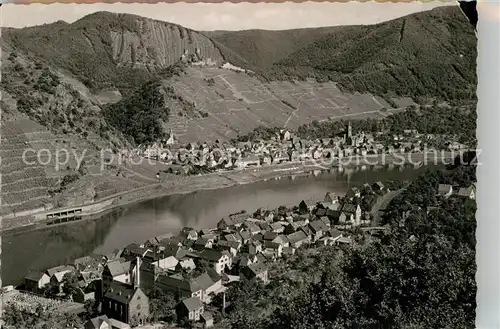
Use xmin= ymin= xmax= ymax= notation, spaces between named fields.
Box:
xmin=166 ymin=129 xmax=176 ymax=145
xmin=344 ymin=121 xmax=353 ymax=145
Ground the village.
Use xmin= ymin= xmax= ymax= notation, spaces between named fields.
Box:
xmin=4 ymin=176 xmax=475 ymax=329
xmin=137 ymin=122 xmax=469 ymax=176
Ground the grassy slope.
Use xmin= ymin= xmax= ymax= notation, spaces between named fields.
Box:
xmin=212 ymin=6 xmax=477 ymax=102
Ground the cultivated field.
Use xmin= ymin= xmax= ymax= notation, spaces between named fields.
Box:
xmin=0 ymin=117 xmax=173 ymax=217
xmin=163 ymin=66 xmax=411 ymax=143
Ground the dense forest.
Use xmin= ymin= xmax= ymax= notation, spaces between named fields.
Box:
xmin=213 ymin=6 xmax=476 ymax=103
xmin=210 ymin=165 xmax=476 ymax=329
xmin=103 ymin=81 xmax=170 ymax=145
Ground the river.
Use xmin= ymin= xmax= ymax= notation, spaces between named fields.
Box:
xmin=2 ymin=165 xmax=438 ymax=286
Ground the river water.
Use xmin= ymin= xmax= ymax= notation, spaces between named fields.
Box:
xmin=2 ymin=165 xmax=437 ymax=285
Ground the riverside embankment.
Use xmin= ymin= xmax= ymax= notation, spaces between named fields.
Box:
xmin=1 ymin=151 xmax=457 ymax=234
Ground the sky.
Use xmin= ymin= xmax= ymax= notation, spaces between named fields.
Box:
xmin=1 ymin=1 xmax=454 ymax=31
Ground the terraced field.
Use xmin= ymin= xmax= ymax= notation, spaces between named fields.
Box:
xmin=162 ymin=66 xmax=410 ymax=143
xmin=0 ymin=117 xmax=171 ymax=218
xmin=1 ymin=119 xmax=60 ymax=215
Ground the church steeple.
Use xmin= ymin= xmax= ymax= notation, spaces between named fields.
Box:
xmin=166 ymin=129 xmax=176 ymax=145
xmin=344 ymin=121 xmax=353 ymax=144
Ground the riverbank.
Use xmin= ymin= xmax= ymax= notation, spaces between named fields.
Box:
xmin=1 ymin=151 xmax=457 ymax=234
xmin=1 ymin=164 xmax=437 ymax=286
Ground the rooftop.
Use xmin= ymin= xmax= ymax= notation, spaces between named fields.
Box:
xmin=180 ymin=296 xmax=203 ymax=311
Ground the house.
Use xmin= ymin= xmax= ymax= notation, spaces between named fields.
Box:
xmin=345 ymin=187 xmax=361 ymax=199
xmin=201 ymin=233 xmax=218 ymax=242
xmin=73 ymin=284 xmax=98 ymax=304
xmin=336 ymin=237 xmax=352 ymax=245
xmin=315 ymin=207 xmax=327 ymax=217
xmin=154 ymin=255 xmax=179 ymax=271
xmin=270 ymin=222 xmax=285 ymax=234
xmin=222 ymin=232 xmax=243 ymax=245
xmin=272 ymin=234 xmax=289 ymax=247
xmin=201 ymin=312 xmax=214 ymax=328
xmin=217 ymin=218 xmax=234 ymax=231
xmin=100 ymin=249 xmax=124 ymax=263
xmin=341 ymin=204 xmax=362 ymax=226
xmin=308 ymin=220 xmax=329 ymax=242
xmin=238 ymin=230 xmax=252 ymax=243
xmin=46 ymin=265 xmax=74 ymax=280
xmin=193 ymin=238 xmax=213 ymax=251
xmin=262 ymin=241 xmax=283 ymax=258
xmin=316 ymin=237 xmax=337 ymax=247
xmin=284 ymin=221 xmax=306 ymax=234
xmin=85 ymin=315 xmax=132 ymax=329
xmin=24 ymin=271 xmax=50 ymax=293
xmin=47 ymin=265 xmax=74 ymax=292
xmin=319 ymin=216 xmax=331 ymax=228
xmin=456 ymin=185 xmax=476 ymax=200
xmin=362 ymin=183 xmax=372 ymax=192
xmin=261 ymin=155 xmax=272 ymax=166
xmin=176 ymin=258 xmax=197 ymax=272
xmin=102 ymin=259 xmax=133 ymax=292
xmin=237 ymin=155 xmax=260 ymax=169
xmin=102 ymin=282 xmax=149 ymax=325
xmin=85 ymin=315 xmax=111 ymax=329
xmin=214 ymin=240 xmax=240 ymax=257
xmin=153 ymin=233 xmax=174 ymax=244
xmin=282 ymin=247 xmax=295 ymax=256
xmin=190 ymin=249 xmax=232 ymax=274
xmin=181 ymin=227 xmax=199 ymax=241
xmin=156 ymin=273 xmax=204 ymax=300
xmin=362 ymin=195 xmax=377 ymax=212
xmin=241 ymin=262 xmax=269 ymax=284
xmin=241 ymin=240 xmax=263 ymax=255
xmin=259 ymin=222 xmax=272 ymax=232
xmin=74 ymin=255 xmax=103 ymax=273
xmin=300 ymin=225 xmax=313 ymax=237
xmin=263 ymin=231 xmax=278 ymax=241
xmin=286 ymin=230 xmax=309 ymax=248
xmin=242 ymin=221 xmax=261 ymax=235
xmin=204 ymin=269 xmax=225 ymax=299
xmin=298 ymin=200 xmax=309 ymax=214
xmin=232 ymin=253 xmax=257 ymax=270
xmin=328 ymin=210 xmax=347 ymax=225
xmin=228 ymin=213 xmax=248 ymax=227
xmin=121 ymin=244 xmax=150 ymax=261
xmin=135 ymin=261 xmax=162 ymax=294
xmin=327 ymin=228 xmax=343 ymax=241
xmin=272 ymin=153 xmax=289 ymax=164
xmin=280 ymin=129 xmax=291 ymax=141
xmin=176 ymin=297 xmax=204 ymax=322
xmin=372 ymin=181 xmax=385 ymax=192
xmin=198 ymin=229 xmax=213 ymax=237
xmin=437 ymin=184 xmax=453 ymax=198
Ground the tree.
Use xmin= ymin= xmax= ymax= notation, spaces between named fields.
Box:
xmin=84 ymin=299 xmax=99 ymax=319
xmin=3 ymin=302 xmax=83 ymax=329
xmin=62 ymin=271 xmax=80 ymax=298
xmin=148 ymin=287 xmax=177 ymax=322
